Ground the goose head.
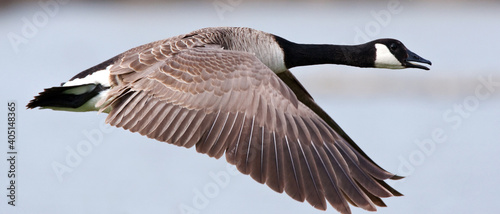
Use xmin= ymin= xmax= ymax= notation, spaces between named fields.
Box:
xmin=371 ymin=39 xmax=432 ymax=70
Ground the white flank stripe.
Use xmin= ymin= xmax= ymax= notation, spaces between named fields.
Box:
xmin=63 ymin=65 xmax=112 ymax=87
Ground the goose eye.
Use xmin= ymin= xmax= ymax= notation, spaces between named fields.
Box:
xmin=390 ymin=43 xmax=398 ymax=51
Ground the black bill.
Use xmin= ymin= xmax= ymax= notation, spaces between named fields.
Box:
xmin=405 ymin=49 xmax=432 ymax=70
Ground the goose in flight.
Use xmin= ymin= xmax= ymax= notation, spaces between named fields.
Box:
xmin=27 ymin=27 xmax=431 ymax=213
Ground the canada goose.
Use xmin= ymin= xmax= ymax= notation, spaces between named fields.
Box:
xmin=27 ymin=27 xmax=431 ymax=213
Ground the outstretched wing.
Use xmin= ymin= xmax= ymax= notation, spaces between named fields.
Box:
xmin=100 ymin=41 xmax=400 ymax=213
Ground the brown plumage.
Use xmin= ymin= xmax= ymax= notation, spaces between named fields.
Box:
xmin=97 ymin=27 xmax=402 ymax=213
xmin=27 ymin=27 xmax=431 ymax=213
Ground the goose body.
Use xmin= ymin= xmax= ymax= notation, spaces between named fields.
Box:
xmin=27 ymin=27 xmax=431 ymax=214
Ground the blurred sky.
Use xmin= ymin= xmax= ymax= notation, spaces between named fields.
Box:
xmin=1 ymin=1 xmax=500 ymax=214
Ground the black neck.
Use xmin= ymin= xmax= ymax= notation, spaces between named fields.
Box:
xmin=274 ymin=36 xmax=375 ymax=69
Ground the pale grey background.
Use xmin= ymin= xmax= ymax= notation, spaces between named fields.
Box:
xmin=1 ymin=1 xmax=499 ymax=214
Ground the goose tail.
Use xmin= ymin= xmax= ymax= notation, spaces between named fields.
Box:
xmin=27 ymin=83 xmax=109 ymax=112
xmin=27 ymin=59 xmax=114 ymax=112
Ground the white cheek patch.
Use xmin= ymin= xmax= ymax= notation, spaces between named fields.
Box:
xmin=374 ymin=44 xmax=404 ymax=69
xmin=62 ymin=65 xmax=112 ymax=87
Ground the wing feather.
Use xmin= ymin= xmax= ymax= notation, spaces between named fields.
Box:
xmin=210 ymin=112 xmax=240 ymax=159
xmin=265 ymin=130 xmax=284 ymax=193
xmin=296 ymin=138 xmax=327 ymax=210
xmin=99 ymin=36 xmax=400 ymax=213
xmin=282 ymin=135 xmax=305 ymax=202
xmin=310 ymin=142 xmax=351 ymax=213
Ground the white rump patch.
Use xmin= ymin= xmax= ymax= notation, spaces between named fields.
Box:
xmin=63 ymin=65 xmax=112 ymax=87
xmin=374 ymin=43 xmax=404 ymax=69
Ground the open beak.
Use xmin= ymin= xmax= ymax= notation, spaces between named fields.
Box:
xmin=404 ymin=49 xmax=432 ymax=70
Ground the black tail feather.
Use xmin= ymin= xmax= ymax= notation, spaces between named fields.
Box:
xmin=27 ymin=84 xmax=107 ymax=109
